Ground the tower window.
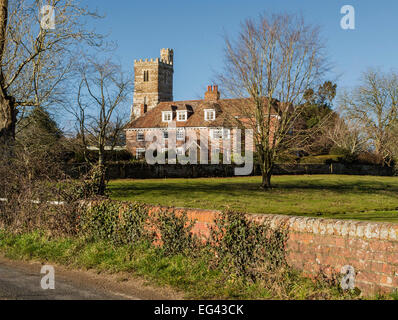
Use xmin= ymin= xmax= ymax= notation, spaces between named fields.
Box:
xmin=144 ymin=70 xmax=149 ymax=82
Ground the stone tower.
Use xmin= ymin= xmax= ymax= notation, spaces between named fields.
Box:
xmin=132 ymin=48 xmax=174 ymax=118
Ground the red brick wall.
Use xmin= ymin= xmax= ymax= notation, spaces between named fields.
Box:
xmin=148 ymin=205 xmax=398 ymax=295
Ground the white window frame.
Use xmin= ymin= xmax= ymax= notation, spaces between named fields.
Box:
xmin=137 ymin=131 xmax=144 ymax=141
xmin=204 ymin=109 xmax=216 ymax=121
xmin=176 ymin=147 xmax=185 ymax=156
xmin=223 ymin=128 xmax=231 ymax=140
xmin=136 ymin=148 xmax=145 ymax=158
xmin=176 ymin=128 xmax=185 ymax=141
xmin=176 ymin=110 xmax=187 ymax=122
xmin=162 ymin=111 xmax=172 ymax=122
xmin=210 ymin=128 xmax=223 ymax=140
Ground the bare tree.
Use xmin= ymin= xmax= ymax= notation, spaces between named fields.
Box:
xmin=0 ymin=0 xmax=102 ymax=147
xmin=220 ymin=13 xmax=329 ymax=188
xmin=325 ymin=116 xmax=367 ymax=158
xmin=339 ymin=69 xmax=398 ymax=166
xmin=75 ymin=59 xmax=131 ymax=190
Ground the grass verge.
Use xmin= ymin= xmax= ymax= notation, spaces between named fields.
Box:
xmin=0 ymin=230 xmax=393 ymax=300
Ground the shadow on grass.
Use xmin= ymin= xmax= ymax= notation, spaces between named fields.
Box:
xmin=109 ymin=178 xmax=398 ymax=195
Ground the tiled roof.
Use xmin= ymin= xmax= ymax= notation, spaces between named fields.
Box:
xmin=125 ymin=98 xmax=279 ymax=130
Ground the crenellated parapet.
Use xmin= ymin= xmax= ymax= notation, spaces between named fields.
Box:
xmin=134 ymin=49 xmax=174 ymax=66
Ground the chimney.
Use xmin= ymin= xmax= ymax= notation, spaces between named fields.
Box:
xmin=140 ymin=104 xmax=147 ymax=116
xmin=204 ymin=85 xmax=220 ymax=101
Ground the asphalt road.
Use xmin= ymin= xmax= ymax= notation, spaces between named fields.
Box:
xmin=0 ymin=256 xmax=182 ymax=300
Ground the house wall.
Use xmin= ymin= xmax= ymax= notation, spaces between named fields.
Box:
xmin=125 ymin=128 xmax=248 ymax=159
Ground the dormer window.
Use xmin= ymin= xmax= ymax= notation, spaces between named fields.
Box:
xmin=162 ymin=111 xmax=172 ymax=122
xmin=204 ymin=109 xmax=216 ymax=121
xmin=177 ymin=110 xmax=187 ymax=122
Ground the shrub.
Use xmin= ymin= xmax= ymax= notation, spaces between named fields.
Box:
xmin=150 ymin=209 xmax=198 ymax=256
xmin=210 ymin=211 xmax=288 ymax=281
xmin=78 ymin=200 xmax=149 ymax=246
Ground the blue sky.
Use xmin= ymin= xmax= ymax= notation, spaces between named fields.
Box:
xmin=81 ymin=0 xmax=398 ymax=103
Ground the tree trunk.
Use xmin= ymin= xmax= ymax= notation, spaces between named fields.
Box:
xmin=261 ymin=169 xmax=272 ymax=189
xmin=0 ymin=0 xmax=12 ymax=147
xmin=97 ymin=147 xmax=106 ymax=195
xmin=98 ymin=147 xmax=104 ymax=166
xmin=259 ymin=150 xmax=273 ymax=189
xmin=0 ymin=95 xmax=17 ymax=146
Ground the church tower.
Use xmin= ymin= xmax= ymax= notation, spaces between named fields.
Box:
xmin=132 ymin=48 xmax=174 ymax=118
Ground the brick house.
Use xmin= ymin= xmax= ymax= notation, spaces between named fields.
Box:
xmin=125 ymin=49 xmax=279 ymax=159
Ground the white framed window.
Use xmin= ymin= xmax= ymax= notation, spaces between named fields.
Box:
xmin=137 ymin=131 xmax=144 ymax=141
xmin=177 ymin=110 xmax=187 ymax=121
xmin=210 ymin=128 xmax=223 ymax=139
xmin=204 ymin=109 xmax=216 ymax=121
xmin=223 ymin=129 xmax=231 ymax=140
xmin=176 ymin=147 xmax=185 ymax=155
xmin=136 ymin=148 xmax=145 ymax=158
xmin=176 ymin=128 xmax=185 ymax=141
xmin=162 ymin=111 xmax=172 ymax=122
xmin=163 ymin=131 xmax=169 ymax=139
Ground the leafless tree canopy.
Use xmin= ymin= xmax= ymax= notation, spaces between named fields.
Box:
xmin=0 ymin=0 xmax=103 ymax=145
xmin=325 ymin=116 xmax=368 ymax=158
xmin=339 ymin=69 xmax=398 ymax=166
xmin=74 ymin=59 xmax=132 ymax=166
xmin=220 ymin=13 xmax=330 ymax=188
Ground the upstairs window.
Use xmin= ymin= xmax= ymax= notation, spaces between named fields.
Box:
xmin=137 ymin=131 xmax=144 ymax=141
xmin=163 ymin=131 xmax=169 ymax=139
xmin=177 ymin=110 xmax=187 ymax=122
xmin=162 ymin=111 xmax=172 ymax=122
xmin=210 ymin=128 xmax=223 ymax=139
xmin=223 ymin=129 xmax=231 ymax=140
xmin=143 ymin=70 xmax=149 ymax=82
xmin=177 ymin=128 xmax=185 ymax=141
xmin=204 ymin=109 xmax=216 ymax=121
xmin=210 ymin=128 xmax=230 ymax=140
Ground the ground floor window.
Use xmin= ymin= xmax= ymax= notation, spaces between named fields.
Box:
xmin=136 ymin=148 xmax=145 ymax=159
xmin=176 ymin=147 xmax=185 ymax=155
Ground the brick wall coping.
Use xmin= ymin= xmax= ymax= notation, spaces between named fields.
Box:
xmin=149 ymin=205 xmax=398 ymax=242
xmin=84 ymin=201 xmax=398 ymax=242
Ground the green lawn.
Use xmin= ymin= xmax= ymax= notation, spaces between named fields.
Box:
xmin=108 ymin=175 xmax=398 ymax=223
